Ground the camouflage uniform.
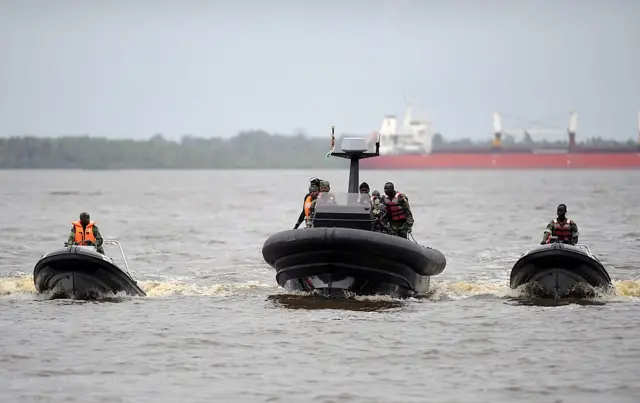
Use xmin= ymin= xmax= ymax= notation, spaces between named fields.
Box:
xmin=541 ymin=204 xmax=579 ymax=245
xmin=382 ymin=183 xmax=414 ymax=238
xmin=304 ymin=184 xmax=319 ymax=228
xmin=371 ymin=194 xmax=390 ymax=234
xmin=67 ymin=212 xmax=105 ymax=254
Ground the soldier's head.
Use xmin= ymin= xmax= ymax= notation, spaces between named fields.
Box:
xmin=359 ymin=182 xmax=370 ymax=194
xmin=557 ymin=204 xmax=567 ymax=219
xmin=319 ymin=180 xmax=330 ymax=193
xmin=79 ymin=212 xmax=90 ymax=226
xmin=383 ymin=182 xmax=395 ymax=198
xmin=308 ymin=183 xmax=319 ymax=198
xmin=309 ymin=177 xmax=322 ymax=187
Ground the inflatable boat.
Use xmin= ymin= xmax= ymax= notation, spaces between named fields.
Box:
xmin=33 ymin=239 xmax=146 ymax=299
xmin=262 ymin=131 xmax=447 ymax=298
xmin=509 ymin=238 xmax=612 ymax=298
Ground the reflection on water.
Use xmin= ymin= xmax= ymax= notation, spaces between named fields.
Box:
xmin=267 ymin=293 xmax=405 ymax=312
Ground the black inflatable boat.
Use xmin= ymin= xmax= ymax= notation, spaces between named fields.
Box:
xmin=33 ymin=239 xmax=146 ymax=299
xmin=262 ymin=130 xmax=447 ymax=298
xmin=509 ymin=238 xmax=612 ymax=298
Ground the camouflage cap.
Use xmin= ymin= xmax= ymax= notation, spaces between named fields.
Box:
xmin=80 ymin=212 xmax=90 ymax=220
xmin=320 ymin=180 xmax=330 ymax=188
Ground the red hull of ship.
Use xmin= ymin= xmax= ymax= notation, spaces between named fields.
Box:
xmin=360 ymin=153 xmax=640 ymax=169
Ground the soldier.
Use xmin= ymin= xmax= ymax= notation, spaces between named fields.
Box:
xmin=541 ymin=203 xmax=579 ymax=245
xmin=317 ymin=180 xmax=336 ymax=203
xmin=371 ymin=190 xmax=390 ymax=234
xmin=67 ymin=212 xmax=105 ymax=254
xmin=304 ymin=183 xmax=320 ymax=228
xmin=356 ymin=181 xmax=371 ymax=204
xmin=307 ymin=180 xmax=337 ymax=225
xmin=294 ymin=177 xmax=322 ymax=229
xmin=382 ymin=182 xmax=414 ymax=238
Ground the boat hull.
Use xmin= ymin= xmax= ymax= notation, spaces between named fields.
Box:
xmin=509 ymin=243 xmax=612 ymax=298
xmin=33 ymin=245 xmax=146 ymax=299
xmin=262 ymin=227 xmax=446 ymax=298
xmin=360 ymin=152 xmax=640 ymax=169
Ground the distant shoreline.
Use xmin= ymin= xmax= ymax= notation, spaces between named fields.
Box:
xmin=1 ymin=131 xmax=635 ymax=169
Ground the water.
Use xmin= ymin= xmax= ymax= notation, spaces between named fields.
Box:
xmin=1 ymin=169 xmax=639 ymax=403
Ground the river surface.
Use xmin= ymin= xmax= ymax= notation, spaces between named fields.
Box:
xmin=1 ymin=169 xmax=639 ymax=403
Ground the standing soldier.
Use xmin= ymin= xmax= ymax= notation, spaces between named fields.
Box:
xmin=382 ymin=182 xmax=414 ymax=238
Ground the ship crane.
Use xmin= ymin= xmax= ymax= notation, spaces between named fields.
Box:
xmin=492 ymin=111 xmax=578 ymax=150
xmin=637 ymin=110 xmax=640 ymax=146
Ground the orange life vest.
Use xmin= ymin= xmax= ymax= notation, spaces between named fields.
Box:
xmin=304 ymin=195 xmax=314 ymax=218
xmin=551 ymin=218 xmax=573 ymax=241
xmin=385 ymin=192 xmax=407 ymax=221
xmin=73 ymin=220 xmax=96 ymax=245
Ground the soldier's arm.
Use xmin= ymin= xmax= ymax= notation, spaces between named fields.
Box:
xmin=541 ymin=221 xmax=553 ymax=243
xmin=402 ymin=195 xmax=414 ymax=225
xmin=379 ymin=204 xmax=388 ymax=220
xmin=306 ymin=200 xmax=317 ymax=226
xmin=93 ymin=226 xmax=104 ymax=247
xmin=67 ymin=227 xmax=76 ymax=245
xmin=295 ymin=193 xmax=310 ymax=227
xmin=572 ymin=222 xmax=579 ymax=243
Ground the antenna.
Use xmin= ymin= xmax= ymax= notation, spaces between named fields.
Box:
xmin=330 ymin=126 xmax=335 ymax=151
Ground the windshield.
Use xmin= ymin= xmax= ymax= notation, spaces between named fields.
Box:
xmin=312 ymin=192 xmax=374 ymax=230
xmin=314 ymin=191 xmax=373 ymax=206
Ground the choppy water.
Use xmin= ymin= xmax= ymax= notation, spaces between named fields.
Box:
xmin=1 ymin=169 xmax=639 ymax=403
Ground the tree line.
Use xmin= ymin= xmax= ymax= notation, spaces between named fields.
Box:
xmin=0 ymin=131 xmax=343 ymax=169
xmin=0 ymin=131 xmax=637 ymax=169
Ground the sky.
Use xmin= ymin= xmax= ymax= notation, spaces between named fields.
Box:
xmin=1 ymin=0 xmax=639 ymax=141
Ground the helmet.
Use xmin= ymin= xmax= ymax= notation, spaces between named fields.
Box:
xmin=319 ymin=180 xmax=330 ymax=191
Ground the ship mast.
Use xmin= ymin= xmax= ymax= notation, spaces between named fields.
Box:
xmin=568 ymin=111 xmax=578 ymax=150
xmin=492 ymin=112 xmax=502 ymax=148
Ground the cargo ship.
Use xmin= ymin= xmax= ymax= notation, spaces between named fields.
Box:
xmin=360 ymin=107 xmax=640 ymax=169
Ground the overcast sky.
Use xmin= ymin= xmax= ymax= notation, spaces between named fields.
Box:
xmin=1 ymin=0 xmax=639 ymax=141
